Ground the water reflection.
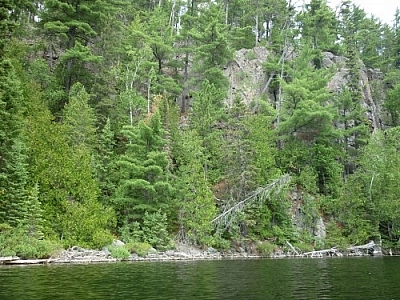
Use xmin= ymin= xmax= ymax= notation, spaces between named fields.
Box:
xmin=1 ymin=257 xmax=400 ymax=300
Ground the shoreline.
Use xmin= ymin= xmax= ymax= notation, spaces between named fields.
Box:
xmin=0 ymin=249 xmax=390 ymax=266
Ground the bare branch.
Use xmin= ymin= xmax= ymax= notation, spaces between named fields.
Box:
xmin=212 ymin=174 xmax=291 ymax=229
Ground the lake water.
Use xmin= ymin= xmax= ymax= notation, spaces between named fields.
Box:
xmin=0 ymin=257 xmax=399 ymax=300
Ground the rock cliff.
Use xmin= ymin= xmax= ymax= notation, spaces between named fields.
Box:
xmin=223 ymin=47 xmax=386 ymax=132
xmin=223 ymin=47 xmax=388 ymax=242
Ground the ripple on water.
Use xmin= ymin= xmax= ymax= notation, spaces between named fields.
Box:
xmin=1 ymin=257 xmax=400 ymax=300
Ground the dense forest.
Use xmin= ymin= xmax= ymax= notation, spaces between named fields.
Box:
xmin=1 ymin=0 xmax=400 ymax=258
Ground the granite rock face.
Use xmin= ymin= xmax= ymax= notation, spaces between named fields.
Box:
xmin=223 ymin=47 xmax=386 ymax=131
xmin=223 ymin=47 xmax=387 ymax=241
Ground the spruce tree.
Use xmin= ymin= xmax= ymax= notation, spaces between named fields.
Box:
xmin=1 ymin=137 xmax=29 ymax=228
xmin=0 ymin=59 xmax=25 ymax=225
xmin=24 ymin=183 xmax=45 ymax=238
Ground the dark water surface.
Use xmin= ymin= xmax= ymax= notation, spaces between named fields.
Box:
xmin=1 ymin=257 xmax=399 ymax=300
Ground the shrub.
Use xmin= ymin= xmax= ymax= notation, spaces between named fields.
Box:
xmin=211 ymin=236 xmax=231 ymax=251
xmin=257 ymin=241 xmax=277 ymax=256
xmin=0 ymin=248 xmax=16 ymax=257
xmin=108 ymin=245 xmax=130 ymax=260
xmin=0 ymin=226 xmax=63 ymax=259
xmin=125 ymin=241 xmax=151 ymax=257
xmin=292 ymin=242 xmax=313 ymax=253
xmin=142 ymin=211 xmax=171 ymax=250
xmin=91 ymin=229 xmax=114 ymax=250
xmin=119 ymin=221 xmax=142 ymax=243
xmin=34 ymin=239 xmax=63 ymax=259
xmin=14 ymin=243 xmax=37 ymax=259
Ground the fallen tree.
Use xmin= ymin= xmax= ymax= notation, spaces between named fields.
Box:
xmin=211 ymin=174 xmax=291 ymax=230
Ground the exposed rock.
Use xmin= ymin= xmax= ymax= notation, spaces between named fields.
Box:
xmin=224 ymin=47 xmax=385 ymax=132
xmin=207 ymin=247 xmax=218 ymax=254
xmin=112 ymin=239 xmax=125 ymax=247
xmin=223 ymin=47 xmax=270 ymax=107
xmin=314 ymin=216 xmax=326 ymax=240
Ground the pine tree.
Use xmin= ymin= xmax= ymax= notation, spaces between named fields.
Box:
xmin=277 ymin=47 xmax=341 ymax=195
xmin=297 ymin=0 xmax=338 ymax=67
xmin=39 ymin=0 xmax=119 ymax=94
xmin=190 ymin=3 xmax=232 ymax=93
xmin=113 ymin=112 xmax=173 ymax=226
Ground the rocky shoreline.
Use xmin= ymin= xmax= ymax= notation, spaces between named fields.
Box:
xmin=0 ymin=240 xmax=388 ymax=266
xmin=0 ymin=244 xmax=262 ymax=265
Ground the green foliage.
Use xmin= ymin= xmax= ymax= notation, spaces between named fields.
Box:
xmin=118 ymin=210 xmax=172 ymax=250
xmin=59 ymin=200 xmax=115 ymax=249
xmin=120 ymin=221 xmax=142 ymax=243
xmin=0 ymin=227 xmax=63 ymax=259
xmin=384 ymin=83 xmax=400 ymax=126
xmin=125 ymin=241 xmax=152 ymax=257
xmin=1 ymin=137 xmax=30 ymax=227
xmin=112 ymin=112 xmax=173 ymax=226
xmin=1 ymin=0 xmax=400 ymax=253
xmin=0 ymin=60 xmax=25 ymax=223
xmin=94 ymin=118 xmax=117 ymax=204
xmin=210 ymin=236 xmax=231 ymax=251
xmin=324 ymin=221 xmax=350 ymax=249
xmin=108 ymin=245 xmax=130 ymax=260
xmin=246 ymin=113 xmax=278 ymax=185
xmin=142 ymin=210 xmax=171 ymax=250
xmin=174 ymin=129 xmax=217 ymax=245
xmin=257 ymin=241 xmax=277 ymax=256
xmin=40 ymin=0 xmax=120 ymax=93
xmin=291 ymin=242 xmax=314 ymax=253
xmin=296 ymin=0 xmax=338 ymax=65
xmin=63 ymin=82 xmax=97 ymax=148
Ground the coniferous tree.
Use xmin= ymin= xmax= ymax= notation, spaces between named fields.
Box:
xmin=0 ymin=59 xmax=25 ymax=225
xmin=63 ymin=83 xmax=97 ymax=148
xmin=24 ymin=183 xmax=45 ymax=238
xmin=190 ymin=80 xmax=224 ymax=182
xmin=175 ymin=129 xmax=217 ymax=245
xmin=113 ymin=112 xmax=173 ymax=227
xmin=277 ymin=47 xmax=340 ymax=195
xmin=297 ymin=0 xmax=338 ymax=67
xmin=190 ymin=3 xmax=232 ymax=94
xmin=394 ymin=8 xmax=400 ymax=69
xmin=1 ymin=138 xmax=29 ymax=228
xmin=338 ymin=1 xmax=369 ymax=176
xmin=95 ymin=118 xmax=117 ymax=204
xmin=39 ymin=0 xmax=118 ymax=95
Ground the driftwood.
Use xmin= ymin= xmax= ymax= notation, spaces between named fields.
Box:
xmin=303 ymin=248 xmax=339 ymax=257
xmin=6 ymin=259 xmax=49 ymax=265
xmin=0 ymin=256 xmax=20 ymax=264
xmin=347 ymin=241 xmax=375 ymax=251
xmin=286 ymin=241 xmax=299 ymax=256
xmin=302 ymin=241 xmax=380 ymax=258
